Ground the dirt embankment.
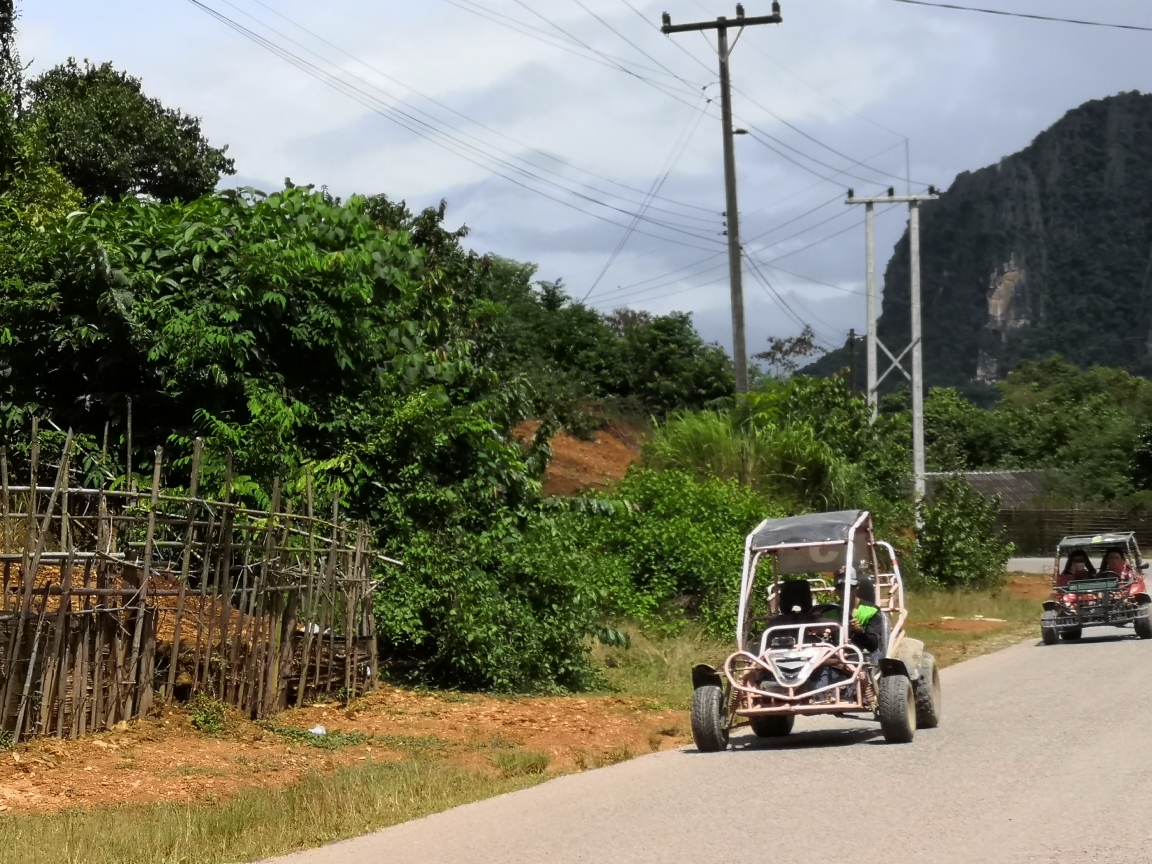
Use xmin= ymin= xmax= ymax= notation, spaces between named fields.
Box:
xmin=514 ymin=421 xmax=641 ymax=497
xmin=0 ymin=687 xmax=687 ymax=815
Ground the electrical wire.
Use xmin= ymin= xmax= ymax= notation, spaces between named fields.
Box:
xmin=246 ymin=0 xmax=720 ymax=219
xmin=885 ymin=0 xmax=1152 ymax=32
xmin=641 ymin=0 xmax=923 ymax=186
xmin=764 ymin=262 xmax=864 ymax=296
xmin=583 ymin=86 xmax=713 ymax=301
xmin=185 ymin=0 xmax=728 ymax=250
xmin=743 ymin=251 xmax=838 ymax=347
xmin=216 ymin=0 xmax=721 ymax=229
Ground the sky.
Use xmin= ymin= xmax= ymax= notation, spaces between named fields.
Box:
xmin=18 ymin=0 xmax=1152 ymax=358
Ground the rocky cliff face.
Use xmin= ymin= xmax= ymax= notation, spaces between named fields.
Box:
xmin=810 ymin=91 xmax=1152 ymax=396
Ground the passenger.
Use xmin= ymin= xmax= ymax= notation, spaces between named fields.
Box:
xmin=1056 ymin=549 xmax=1094 ymax=587
xmin=833 ymin=571 xmax=886 ymax=661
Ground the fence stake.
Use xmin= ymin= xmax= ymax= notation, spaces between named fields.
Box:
xmin=166 ymin=438 xmax=202 ymax=701
xmin=125 ymin=447 xmax=162 ymax=719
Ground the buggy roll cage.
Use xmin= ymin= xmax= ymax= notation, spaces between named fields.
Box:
xmin=1053 ymin=532 xmax=1147 ymax=577
xmin=734 ymin=510 xmax=907 ymax=659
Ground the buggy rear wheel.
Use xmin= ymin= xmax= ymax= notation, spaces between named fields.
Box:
xmin=1040 ymin=610 xmax=1059 ymax=646
xmin=1135 ymin=602 xmax=1152 ymax=640
xmin=691 ymin=685 xmax=730 ymax=752
xmin=750 ymin=715 xmax=794 ymax=738
xmin=1060 ymin=627 xmax=1082 ymax=642
xmin=878 ymin=674 xmax=916 ymax=744
xmin=914 ymin=653 xmax=941 ymax=729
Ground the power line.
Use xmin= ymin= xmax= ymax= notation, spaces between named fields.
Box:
xmin=185 ymin=0 xmax=728 ymax=251
xmin=886 ymin=0 xmax=1152 ymax=32
xmin=583 ymin=87 xmax=712 ymax=301
xmin=443 ymin=0 xmax=692 ymax=87
xmin=220 ymin=0 xmax=722 ymax=228
xmin=743 ymin=251 xmax=838 ymax=348
xmin=643 ymin=1 xmax=921 ymax=186
xmin=245 ymin=0 xmax=720 ymax=220
xmin=765 ymin=262 xmax=864 ymax=296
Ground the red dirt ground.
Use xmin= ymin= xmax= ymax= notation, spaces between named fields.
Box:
xmin=514 ymin=422 xmax=641 ymax=497
xmin=1005 ymin=572 xmax=1055 ymax=602
xmin=0 ymin=688 xmax=688 ymax=814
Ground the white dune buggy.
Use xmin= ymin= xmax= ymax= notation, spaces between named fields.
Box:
xmin=690 ymin=510 xmax=941 ymax=750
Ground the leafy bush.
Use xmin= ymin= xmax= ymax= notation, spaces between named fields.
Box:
xmin=917 ymin=477 xmax=1013 ymax=589
xmin=188 ymin=695 xmax=227 ymax=736
xmin=554 ymin=469 xmax=777 ymax=636
xmin=260 ymin=723 xmax=370 ymax=750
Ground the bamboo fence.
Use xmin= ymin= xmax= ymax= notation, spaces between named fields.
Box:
xmin=0 ymin=431 xmax=384 ymax=742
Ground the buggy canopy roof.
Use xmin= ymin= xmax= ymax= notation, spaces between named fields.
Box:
xmin=750 ymin=511 xmax=868 ymax=575
xmin=751 ymin=510 xmax=865 ymax=551
xmin=1057 ymin=533 xmax=1138 ymax=552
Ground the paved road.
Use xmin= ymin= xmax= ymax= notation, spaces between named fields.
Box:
xmin=270 ymin=634 xmax=1152 ymax=864
xmin=1008 ymin=557 xmax=1052 ymax=574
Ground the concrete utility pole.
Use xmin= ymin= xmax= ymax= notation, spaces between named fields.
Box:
xmin=846 ymin=187 xmax=939 ymax=505
xmin=662 ymin=3 xmax=783 ymax=395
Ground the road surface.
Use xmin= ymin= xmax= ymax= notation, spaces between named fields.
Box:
xmin=269 ymin=634 xmax=1152 ymax=864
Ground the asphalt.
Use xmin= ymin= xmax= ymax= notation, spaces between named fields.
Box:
xmin=1008 ymin=557 xmax=1054 ymax=575
xmin=268 ymin=632 xmax=1152 ymax=864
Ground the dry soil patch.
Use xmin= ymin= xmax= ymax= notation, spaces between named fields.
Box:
xmin=0 ymin=688 xmax=687 ymax=815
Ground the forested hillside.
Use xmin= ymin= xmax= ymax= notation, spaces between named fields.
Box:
xmin=810 ymin=91 xmax=1152 ymax=396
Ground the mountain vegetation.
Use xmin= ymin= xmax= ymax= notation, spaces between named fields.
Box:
xmin=810 ymin=91 xmax=1152 ymax=399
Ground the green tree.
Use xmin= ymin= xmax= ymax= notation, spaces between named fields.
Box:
xmin=26 ymin=59 xmax=234 ymax=202
xmin=918 ymin=478 xmax=1013 ymax=589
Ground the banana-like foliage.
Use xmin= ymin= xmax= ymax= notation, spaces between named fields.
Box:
xmin=644 ymin=376 xmax=906 ymax=512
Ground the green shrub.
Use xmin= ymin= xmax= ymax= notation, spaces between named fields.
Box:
xmin=259 ymin=723 xmax=370 ymax=750
xmin=188 ymin=695 xmax=227 ymax=736
xmin=555 ymin=469 xmax=777 ymax=636
xmin=917 ymin=477 xmax=1013 ymax=589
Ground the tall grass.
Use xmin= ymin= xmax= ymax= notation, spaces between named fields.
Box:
xmin=593 ymin=622 xmax=730 ymax=709
xmin=0 ymin=760 xmax=541 ymax=864
xmin=643 ymin=410 xmax=866 ymax=510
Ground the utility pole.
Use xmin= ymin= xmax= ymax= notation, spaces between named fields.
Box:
xmin=662 ymin=3 xmax=783 ymax=395
xmin=846 ymin=187 xmax=939 ymax=506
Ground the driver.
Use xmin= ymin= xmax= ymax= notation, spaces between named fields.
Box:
xmin=1101 ymin=548 xmax=1133 ymax=579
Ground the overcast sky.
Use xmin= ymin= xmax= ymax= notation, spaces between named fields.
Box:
xmin=20 ymin=0 xmax=1152 ymax=357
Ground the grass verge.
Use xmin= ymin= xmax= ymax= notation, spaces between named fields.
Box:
xmin=906 ymin=581 xmax=1040 ymax=667
xmin=0 ymin=760 xmax=541 ymax=864
xmin=592 ymin=622 xmax=729 ymax=709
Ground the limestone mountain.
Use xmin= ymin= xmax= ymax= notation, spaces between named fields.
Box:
xmin=807 ymin=91 xmax=1152 ymax=398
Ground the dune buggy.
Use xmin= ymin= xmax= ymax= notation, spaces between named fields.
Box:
xmin=690 ymin=510 xmax=940 ymax=751
xmin=1040 ymin=532 xmax=1152 ymax=644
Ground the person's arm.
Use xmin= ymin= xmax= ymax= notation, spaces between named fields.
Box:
xmin=856 ymin=612 xmax=884 ymax=652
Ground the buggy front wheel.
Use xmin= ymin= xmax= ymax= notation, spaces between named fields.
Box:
xmin=750 ymin=715 xmax=794 ymax=738
xmin=691 ymin=685 xmax=730 ymax=752
xmin=878 ymin=674 xmax=916 ymax=744
xmin=1040 ymin=610 xmax=1059 ymax=646
xmin=1135 ymin=602 xmax=1152 ymax=640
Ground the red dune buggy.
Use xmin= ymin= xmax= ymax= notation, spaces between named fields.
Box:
xmin=1041 ymin=532 xmax=1152 ymax=644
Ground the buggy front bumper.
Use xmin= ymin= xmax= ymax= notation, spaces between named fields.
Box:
xmin=1046 ymin=604 xmax=1141 ymax=630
